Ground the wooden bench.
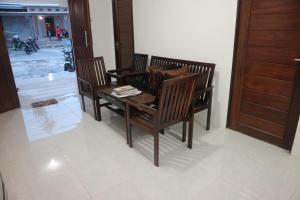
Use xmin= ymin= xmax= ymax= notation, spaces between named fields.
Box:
xmin=150 ymin=56 xmax=216 ymax=131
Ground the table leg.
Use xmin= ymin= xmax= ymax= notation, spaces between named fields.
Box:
xmin=125 ymin=103 xmax=130 ymax=146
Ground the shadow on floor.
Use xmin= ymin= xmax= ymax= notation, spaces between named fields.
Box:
xmin=98 ymin=108 xmax=219 ymax=169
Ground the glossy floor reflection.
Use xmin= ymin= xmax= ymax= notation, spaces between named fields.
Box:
xmin=0 ymin=75 xmax=300 ymax=199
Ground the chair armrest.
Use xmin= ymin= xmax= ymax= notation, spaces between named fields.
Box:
xmin=107 ymin=67 xmax=133 ymax=73
xmin=77 ymin=77 xmax=94 ymax=94
xmin=106 ymin=72 xmax=122 ymax=79
xmin=122 ymin=72 xmax=147 ymax=79
xmin=78 ymin=77 xmax=93 ymax=88
xmin=127 ymin=99 xmax=158 ymax=116
xmin=195 ymin=86 xmax=214 ymax=95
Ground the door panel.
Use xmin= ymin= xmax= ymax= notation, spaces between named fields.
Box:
xmin=249 ymin=14 xmax=300 ymax=31
xmin=252 ymin=0 xmax=300 ymax=14
xmin=112 ymin=0 xmax=135 ymax=69
xmin=68 ymin=0 xmax=93 ymax=69
xmin=240 ymin=101 xmax=288 ymax=125
xmin=239 ymin=113 xmax=285 ymax=138
xmin=0 ymin=18 xmax=20 ymax=113
xmin=248 ymin=31 xmax=300 ymax=48
xmin=244 ymin=62 xmax=297 ymax=81
xmin=243 ymin=75 xmax=294 ymax=97
xmin=247 ymin=47 xmax=299 ymax=65
xmin=242 ymin=89 xmax=291 ymax=112
xmin=228 ymin=0 xmax=300 ymax=149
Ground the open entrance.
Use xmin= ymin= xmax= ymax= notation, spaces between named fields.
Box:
xmin=0 ymin=1 xmax=77 ymax=110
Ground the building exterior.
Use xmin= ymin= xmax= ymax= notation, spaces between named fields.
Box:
xmin=0 ymin=2 xmax=70 ymax=43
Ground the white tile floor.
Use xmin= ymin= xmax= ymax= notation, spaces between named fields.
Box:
xmin=1 ymin=73 xmax=300 ymax=200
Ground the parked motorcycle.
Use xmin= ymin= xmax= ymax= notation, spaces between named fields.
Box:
xmin=23 ymin=42 xmax=34 ymax=55
xmin=11 ymin=35 xmax=24 ymax=50
xmin=27 ymin=37 xmax=40 ymax=51
xmin=63 ymin=46 xmax=74 ymax=72
xmin=11 ymin=35 xmax=40 ymax=55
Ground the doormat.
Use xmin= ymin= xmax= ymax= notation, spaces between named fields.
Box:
xmin=31 ymin=99 xmax=58 ymax=108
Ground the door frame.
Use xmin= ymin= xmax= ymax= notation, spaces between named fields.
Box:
xmin=0 ymin=17 xmax=20 ymax=113
xmin=112 ymin=0 xmax=135 ymax=69
xmin=227 ymin=0 xmax=300 ymax=150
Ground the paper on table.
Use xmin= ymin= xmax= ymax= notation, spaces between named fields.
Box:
xmin=111 ymin=90 xmax=142 ymax=98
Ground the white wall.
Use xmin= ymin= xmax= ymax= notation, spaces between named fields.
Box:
xmin=89 ymin=0 xmax=116 ymax=69
xmin=133 ymin=0 xmax=238 ymax=128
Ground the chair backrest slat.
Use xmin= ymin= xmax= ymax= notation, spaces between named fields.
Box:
xmin=133 ymin=53 xmax=148 ymax=72
xmin=78 ymin=57 xmax=108 ymax=87
xmin=158 ymin=75 xmax=197 ymax=126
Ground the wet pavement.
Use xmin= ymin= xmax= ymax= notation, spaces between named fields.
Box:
xmin=9 ymin=47 xmax=69 ymax=79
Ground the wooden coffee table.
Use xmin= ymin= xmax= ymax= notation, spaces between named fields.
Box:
xmin=97 ymin=86 xmax=155 ymax=143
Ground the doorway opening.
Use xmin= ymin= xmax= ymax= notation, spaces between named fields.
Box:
xmin=0 ymin=1 xmax=81 ymax=141
xmin=1 ymin=2 xmax=76 ymax=107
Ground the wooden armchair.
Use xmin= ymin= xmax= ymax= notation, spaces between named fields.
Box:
xmin=107 ymin=53 xmax=148 ymax=89
xmin=77 ymin=57 xmax=110 ymax=121
xmin=126 ymin=74 xmax=198 ymax=166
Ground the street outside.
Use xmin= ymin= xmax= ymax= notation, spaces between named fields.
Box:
xmin=9 ymin=47 xmax=68 ymax=79
xmin=8 ymin=46 xmax=78 ymax=109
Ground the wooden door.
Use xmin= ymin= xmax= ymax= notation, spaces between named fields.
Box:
xmin=112 ymin=0 xmax=135 ymax=69
xmin=68 ymin=0 xmax=94 ymax=68
xmin=228 ymin=0 xmax=300 ymax=150
xmin=0 ymin=18 xmax=20 ymax=113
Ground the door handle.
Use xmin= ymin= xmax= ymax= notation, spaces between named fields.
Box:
xmin=295 ymin=59 xmax=300 ymax=62
xmin=115 ymin=42 xmax=119 ymax=50
xmin=84 ymin=30 xmax=88 ymax=48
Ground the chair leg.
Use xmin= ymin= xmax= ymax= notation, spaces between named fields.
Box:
xmin=125 ymin=103 xmax=132 ymax=146
xmin=206 ymin=107 xmax=212 ymax=131
xmin=206 ymin=92 xmax=213 ymax=131
xmin=128 ymin=124 xmax=133 ymax=148
xmin=154 ymin=132 xmax=159 ymax=167
xmin=182 ymin=121 xmax=187 ymax=142
xmin=188 ymin=113 xmax=194 ymax=149
xmin=92 ymin=99 xmax=99 ymax=121
xmin=81 ymin=95 xmax=86 ymax=112
xmin=95 ymin=98 xmax=101 ymax=121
